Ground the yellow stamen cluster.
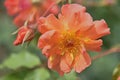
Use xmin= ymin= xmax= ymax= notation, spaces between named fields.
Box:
xmin=59 ymin=31 xmax=81 ymax=55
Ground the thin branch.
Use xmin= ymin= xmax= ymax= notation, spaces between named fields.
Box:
xmin=92 ymin=46 xmax=120 ymax=61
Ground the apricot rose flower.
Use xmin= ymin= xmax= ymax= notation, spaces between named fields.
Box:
xmin=38 ymin=4 xmax=110 ymax=75
xmin=4 ymin=0 xmax=59 ymax=27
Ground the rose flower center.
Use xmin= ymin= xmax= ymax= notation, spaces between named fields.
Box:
xmin=65 ymin=39 xmax=74 ymax=48
xmin=59 ymin=31 xmax=81 ymax=55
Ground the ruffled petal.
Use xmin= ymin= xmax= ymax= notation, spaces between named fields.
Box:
xmin=60 ymin=53 xmax=74 ymax=73
xmin=42 ymin=45 xmax=61 ymax=57
xmin=68 ymin=12 xmax=93 ymax=32
xmin=48 ymin=54 xmax=64 ymax=75
xmin=61 ymin=4 xmax=86 ymax=22
xmin=73 ymin=48 xmax=91 ymax=73
xmin=92 ymin=19 xmax=111 ymax=39
xmin=84 ymin=39 xmax=103 ymax=51
xmin=58 ymin=4 xmax=86 ymax=31
xmin=38 ymin=30 xmax=60 ymax=56
xmin=83 ymin=19 xmax=110 ymax=39
xmin=38 ymin=30 xmax=57 ymax=48
xmin=38 ymin=14 xmax=63 ymax=33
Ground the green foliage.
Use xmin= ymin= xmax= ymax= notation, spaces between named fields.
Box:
xmin=0 ymin=50 xmax=51 ymax=80
xmin=0 ymin=65 xmax=4 ymax=69
xmin=0 ymin=68 xmax=50 ymax=80
xmin=24 ymin=68 xmax=50 ymax=80
xmin=57 ymin=71 xmax=78 ymax=80
xmin=1 ymin=69 xmax=29 ymax=80
xmin=0 ymin=51 xmax=51 ymax=80
xmin=1 ymin=51 xmax=40 ymax=70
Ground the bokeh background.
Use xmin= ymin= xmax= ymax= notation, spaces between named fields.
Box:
xmin=0 ymin=0 xmax=120 ymax=80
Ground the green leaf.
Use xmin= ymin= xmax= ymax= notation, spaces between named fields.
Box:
xmin=2 ymin=51 xmax=40 ymax=69
xmin=0 ymin=68 xmax=29 ymax=80
xmin=64 ymin=71 xmax=77 ymax=80
xmin=57 ymin=71 xmax=77 ymax=80
xmin=24 ymin=68 xmax=50 ymax=80
xmin=0 ymin=68 xmax=50 ymax=80
xmin=0 ymin=64 xmax=4 ymax=69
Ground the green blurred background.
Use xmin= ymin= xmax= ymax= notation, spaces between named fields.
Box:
xmin=0 ymin=0 xmax=120 ymax=80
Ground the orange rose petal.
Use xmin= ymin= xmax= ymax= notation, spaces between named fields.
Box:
xmin=60 ymin=57 xmax=71 ymax=73
xmin=77 ymin=13 xmax=93 ymax=31
xmin=46 ymin=14 xmax=63 ymax=30
xmin=60 ymin=53 xmax=74 ymax=73
xmin=92 ymin=19 xmax=111 ymax=39
xmin=84 ymin=19 xmax=110 ymax=39
xmin=38 ymin=14 xmax=63 ymax=33
xmin=42 ymin=45 xmax=61 ymax=57
xmin=59 ymin=4 xmax=93 ymax=32
xmin=48 ymin=54 xmax=64 ymax=75
xmin=42 ymin=45 xmax=51 ymax=57
xmin=84 ymin=39 xmax=103 ymax=51
xmin=38 ymin=30 xmax=62 ymax=57
xmin=58 ymin=4 xmax=86 ymax=30
xmin=48 ymin=54 xmax=59 ymax=68
xmin=38 ymin=30 xmax=58 ymax=48
xmin=61 ymin=4 xmax=86 ymax=21
xmin=69 ymin=12 xmax=93 ymax=32
xmin=37 ymin=17 xmax=49 ymax=33
xmin=73 ymin=50 xmax=91 ymax=73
